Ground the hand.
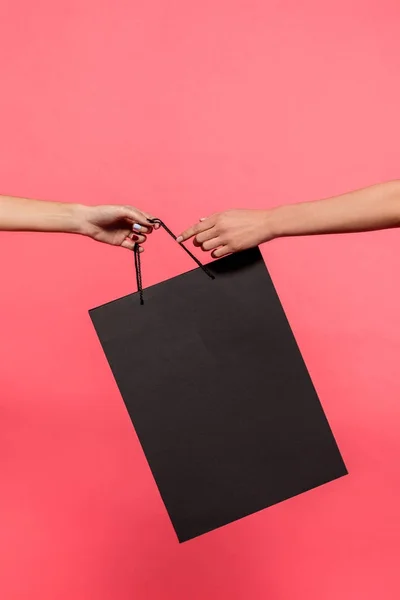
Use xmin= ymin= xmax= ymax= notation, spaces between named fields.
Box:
xmin=177 ymin=209 xmax=275 ymax=258
xmin=78 ymin=204 xmax=158 ymax=251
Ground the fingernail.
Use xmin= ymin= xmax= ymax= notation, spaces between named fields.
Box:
xmin=139 ymin=246 xmax=144 ymax=252
xmin=200 ymin=218 xmax=205 ymax=222
xmin=133 ymin=223 xmax=142 ymax=231
xmin=176 ymin=236 xmax=183 ymax=243
xmin=132 ymin=234 xmax=139 ymax=241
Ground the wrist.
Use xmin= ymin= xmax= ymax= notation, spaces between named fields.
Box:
xmin=68 ymin=203 xmax=91 ymax=235
xmin=266 ymin=204 xmax=299 ymax=240
xmin=262 ymin=207 xmax=287 ymax=241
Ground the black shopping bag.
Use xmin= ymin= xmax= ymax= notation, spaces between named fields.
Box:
xmin=89 ymin=221 xmax=347 ymax=542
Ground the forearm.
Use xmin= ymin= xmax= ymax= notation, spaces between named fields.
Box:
xmin=269 ymin=180 xmax=400 ymax=239
xmin=0 ymin=195 xmax=85 ymax=234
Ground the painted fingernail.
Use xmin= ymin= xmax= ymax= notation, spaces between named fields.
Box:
xmin=133 ymin=223 xmax=142 ymax=231
xmin=132 ymin=234 xmax=139 ymax=241
xmin=176 ymin=236 xmax=183 ymax=243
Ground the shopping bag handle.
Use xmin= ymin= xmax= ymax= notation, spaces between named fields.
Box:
xmin=134 ymin=219 xmax=214 ymax=305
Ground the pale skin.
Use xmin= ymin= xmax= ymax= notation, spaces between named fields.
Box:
xmin=178 ymin=180 xmax=400 ymax=257
xmin=0 ymin=195 xmax=159 ymax=250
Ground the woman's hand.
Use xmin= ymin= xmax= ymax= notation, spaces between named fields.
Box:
xmin=0 ymin=195 xmax=158 ymax=251
xmin=178 ymin=180 xmax=400 ymax=258
xmin=78 ymin=204 xmax=158 ymax=251
xmin=177 ymin=209 xmax=275 ymax=258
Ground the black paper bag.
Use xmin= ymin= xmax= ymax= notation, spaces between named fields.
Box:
xmin=90 ymin=240 xmax=347 ymax=542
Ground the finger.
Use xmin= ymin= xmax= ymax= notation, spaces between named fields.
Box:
xmin=121 ymin=239 xmax=145 ymax=251
xmin=123 ymin=207 xmax=155 ymax=229
xmin=193 ymin=227 xmax=217 ymax=246
xmin=177 ymin=216 xmax=215 ymax=243
xmin=201 ymin=237 xmax=222 ymax=251
xmin=211 ymin=245 xmax=229 ymax=259
xmin=132 ymin=222 xmax=152 ymax=234
xmin=142 ymin=211 xmax=160 ymax=229
xmin=128 ymin=231 xmax=147 ymax=241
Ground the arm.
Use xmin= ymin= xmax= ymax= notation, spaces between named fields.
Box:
xmin=0 ymin=194 xmax=157 ymax=250
xmin=177 ymin=180 xmax=400 ymax=257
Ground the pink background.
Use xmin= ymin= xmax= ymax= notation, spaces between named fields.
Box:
xmin=1 ymin=1 xmax=400 ymax=598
